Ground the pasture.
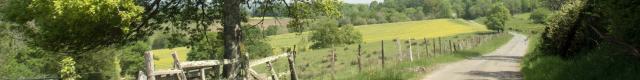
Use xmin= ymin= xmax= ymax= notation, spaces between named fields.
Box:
xmin=268 ymin=19 xmax=490 ymax=52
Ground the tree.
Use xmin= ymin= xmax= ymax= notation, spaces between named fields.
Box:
xmin=188 ymin=33 xmax=224 ymax=61
xmin=119 ymin=41 xmax=150 ymax=77
xmin=241 ymin=25 xmax=273 ymax=59
xmin=2 ymin=0 xmax=142 ymax=79
xmin=2 ymin=0 xmax=143 ymax=54
xmin=309 ymin=18 xmax=362 ymax=49
xmin=3 ymin=0 xmax=342 ymax=79
xmin=542 ymin=0 xmax=566 ymax=10
xmin=484 ymin=3 xmax=511 ymax=32
xmin=388 ymin=11 xmax=411 ymax=22
xmin=540 ymin=0 xmax=640 ymax=57
xmin=352 ymin=17 xmax=368 ymax=25
xmin=264 ymin=25 xmax=285 ymax=36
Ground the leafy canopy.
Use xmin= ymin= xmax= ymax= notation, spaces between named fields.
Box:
xmin=484 ymin=3 xmax=511 ymax=32
xmin=2 ymin=0 xmax=144 ymax=54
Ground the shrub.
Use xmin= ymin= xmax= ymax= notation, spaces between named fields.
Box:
xmin=309 ymin=19 xmax=363 ymax=49
xmin=530 ymin=8 xmax=551 ymax=24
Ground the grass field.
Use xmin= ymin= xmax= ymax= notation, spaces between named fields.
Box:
xmin=149 ymin=47 xmax=190 ymax=70
xmin=268 ymin=19 xmax=490 ymax=52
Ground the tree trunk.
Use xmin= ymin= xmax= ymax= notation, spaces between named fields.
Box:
xmin=222 ymin=0 xmax=243 ymax=79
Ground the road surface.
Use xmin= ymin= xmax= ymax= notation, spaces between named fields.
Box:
xmin=422 ymin=32 xmax=528 ymax=80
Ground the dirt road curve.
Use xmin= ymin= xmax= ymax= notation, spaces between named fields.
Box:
xmin=422 ymin=32 xmax=528 ymax=80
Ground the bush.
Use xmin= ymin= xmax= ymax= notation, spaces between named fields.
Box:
xmin=367 ymin=19 xmax=378 ymax=24
xmin=484 ymin=3 xmax=511 ymax=32
xmin=265 ymin=25 xmax=285 ymax=36
xmin=388 ymin=11 xmax=411 ymax=22
xmin=530 ymin=8 xmax=551 ymax=24
xmin=119 ymin=41 xmax=150 ymax=77
xmin=309 ymin=19 xmax=363 ymax=49
xmin=352 ymin=17 xmax=368 ymax=25
xmin=151 ymin=32 xmax=189 ymax=49
xmin=242 ymin=26 xmax=273 ymax=59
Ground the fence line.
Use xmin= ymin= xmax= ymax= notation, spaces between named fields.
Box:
xmin=137 ymin=32 xmax=505 ymax=80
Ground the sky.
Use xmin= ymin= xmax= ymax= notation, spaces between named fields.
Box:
xmin=342 ymin=0 xmax=382 ymax=4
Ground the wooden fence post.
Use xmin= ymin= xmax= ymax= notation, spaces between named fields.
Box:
xmin=331 ymin=48 xmax=337 ymax=80
xmin=200 ymin=68 xmax=206 ymax=80
xmin=431 ymin=38 xmax=436 ymax=56
xmin=287 ymin=50 xmax=299 ymax=80
xmin=267 ymin=61 xmax=278 ymax=80
xmin=395 ymin=39 xmax=403 ymax=61
xmin=448 ymin=40 xmax=453 ymax=53
xmin=438 ymin=37 xmax=443 ymax=53
xmin=144 ymin=51 xmax=155 ymax=80
xmin=424 ymin=38 xmax=429 ymax=57
xmin=171 ymin=52 xmax=186 ymax=80
xmin=381 ymin=40 xmax=385 ymax=68
xmin=408 ymin=39 xmax=414 ymax=62
xmin=357 ymin=44 xmax=362 ymax=72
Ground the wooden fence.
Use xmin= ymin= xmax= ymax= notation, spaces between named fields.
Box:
xmin=137 ymin=32 xmax=506 ymax=80
xmin=139 ymin=50 xmax=297 ymax=80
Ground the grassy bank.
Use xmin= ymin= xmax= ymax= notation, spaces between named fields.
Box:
xmin=522 ymin=43 xmax=640 ymax=80
xmin=515 ymin=12 xmax=640 ymax=80
xmin=345 ymin=32 xmax=514 ymax=80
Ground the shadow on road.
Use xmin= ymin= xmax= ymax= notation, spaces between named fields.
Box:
xmin=469 ymin=56 xmax=522 ymax=63
xmin=464 ymin=71 xmax=522 ymax=80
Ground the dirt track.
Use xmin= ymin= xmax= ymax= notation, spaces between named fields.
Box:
xmin=422 ymin=32 xmax=528 ymax=80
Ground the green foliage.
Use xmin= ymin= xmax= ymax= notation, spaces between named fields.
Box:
xmin=597 ymin=0 xmax=640 ymax=51
xmin=540 ymin=0 xmax=640 ymax=57
xmin=188 ymin=33 xmax=223 ymax=61
xmin=529 ymin=8 xmax=551 ymax=24
xmin=527 ymin=1 xmax=640 ymax=79
xmin=542 ymin=0 xmax=566 ymax=10
xmin=309 ymin=19 xmax=362 ymax=49
xmin=539 ymin=0 xmax=595 ymax=57
xmin=119 ymin=41 xmax=150 ymax=76
xmin=523 ymin=44 xmax=640 ymax=80
xmin=253 ymin=3 xmax=287 ymax=17
xmin=265 ymin=25 xmax=286 ymax=36
xmin=388 ymin=11 xmax=411 ymax=22
xmin=404 ymin=7 xmax=426 ymax=20
xmin=59 ymin=57 xmax=80 ymax=80
xmin=352 ymin=17 xmax=368 ymax=25
xmin=187 ymin=26 xmax=274 ymax=60
xmin=242 ymin=25 xmax=274 ymax=59
xmin=74 ymin=48 xmax=122 ymax=80
xmin=485 ymin=3 xmax=511 ymax=32
xmin=2 ymin=0 xmax=144 ymax=53
xmin=0 ymin=22 xmax=48 ymax=79
xmin=151 ymin=32 xmax=189 ymax=49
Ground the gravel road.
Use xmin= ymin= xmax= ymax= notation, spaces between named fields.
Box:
xmin=422 ymin=32 xmax=528 ymax=80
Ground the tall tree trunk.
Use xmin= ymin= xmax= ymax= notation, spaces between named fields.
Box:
xmin=222 ymin=0 xmax=242 ymax=78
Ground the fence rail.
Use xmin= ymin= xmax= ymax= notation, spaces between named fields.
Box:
xmin=138 ymin=32 xmax=507 ymax=80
